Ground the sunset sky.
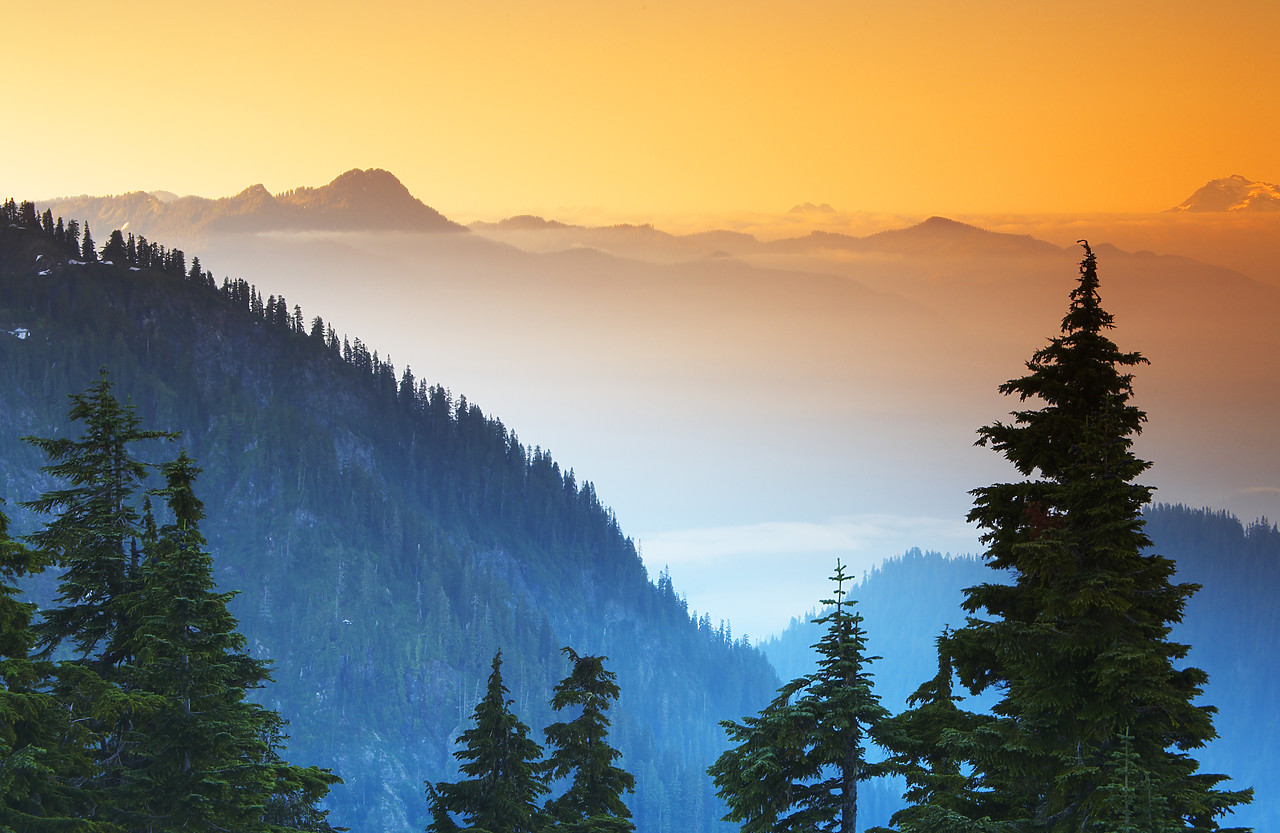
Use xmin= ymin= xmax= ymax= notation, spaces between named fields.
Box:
xmin=6 ymin=0 xmax=1279 ymax=220
xmin=6 ymin=2 xmax=1280 ymax=637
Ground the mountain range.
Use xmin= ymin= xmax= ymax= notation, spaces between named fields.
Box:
xmin=40 ymin=168 xmax=464 ymax=244
xmin=4 ymin=170 xmax=1277 ymax=831
xmin=44 ymin=170 xmax=1279 ymax=260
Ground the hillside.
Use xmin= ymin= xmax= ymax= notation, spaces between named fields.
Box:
xmin=0 ymin=208 xmax=777 ymax=832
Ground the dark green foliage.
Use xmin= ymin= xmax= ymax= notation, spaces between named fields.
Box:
xmin=711 ymin=561 xmax=888 ymax=833
xmin=428 ymin=651 xmax=548 ymax=833
xmin=122 ymin=453 xmax=340 ymax=832
xmin=0 ymin=505 xmax=97 ymax=832
xmin=22 ymin=372 xmax=175 ymax=668
xmin=887 ymin=244 xmax=1251 ymax=830
xmin=761 ymin=516 xmax=1275 ymax=831
xmin=873 ymin=631 xmax=991 ymax=830
xmin=543 ymin=648 xmax=635 ymax=833
xmin=14 ymin=372 xmax=340 ymax=832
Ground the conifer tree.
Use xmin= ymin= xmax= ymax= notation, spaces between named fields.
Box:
xmin=121 ymin=453 xmax=282 ymax=831
xmin=710 ymin=561 xmax=888 ymax=833
xmin=23 ymin=371 xmax=175 ymax=669
xmin=0 ymin=505 xmax=97 ymax=832
xmin=80 ymin=223 xmax=96 ymax=262
xmin=889 ymin=243 xmax=1251 ymax=831
xmin=872 ymin=632 xmax=1003 ymax=832
xmin=100 ymin=230 xmax=128 ymax=265
xmin=542 ymin=647 xmax=635 ymax=833
xmin=427 ymin=651 xmax=547 ymax=833
xmin=22 ymin=378 xmax=341 ymax=832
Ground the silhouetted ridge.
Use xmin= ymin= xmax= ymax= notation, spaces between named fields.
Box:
xmin=37 ymin=168 xmax=466 ymax=241
xmin=765 ymin=216 xmax=1060 ymax=256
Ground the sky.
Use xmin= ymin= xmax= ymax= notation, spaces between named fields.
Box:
xmin=5 ymin=1 xmax=1280 ymax=220
xmin=6 ymin=1 xmax=1280 ymax=637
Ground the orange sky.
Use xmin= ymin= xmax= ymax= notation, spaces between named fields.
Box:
xmin=4 ymin=1 xmax=1279 ymax=219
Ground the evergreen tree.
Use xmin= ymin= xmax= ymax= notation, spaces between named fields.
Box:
xmin=23 ymin=371 xmax=175 ymax=669
xmin=22 ymin=379 xmax=341 ymax=832
xmin=892 ymin=243 xmax=1252 ymax=831
xmin=542 ymin=647 xmax=635 ymax=833
xmin=80 ymin=223 xmax=97 ymax=262
xmin=710 ymin=561 xmax=888 ymax=833
xmin=100 ymin=230 xmax=128 ymax=265
xmin=121 ymin=453 xmax=283 ymax=831
xmin=0 ymin=504 xmax=97 ymax=832
xmin=427 ymin=651 xmax=547 ymax=833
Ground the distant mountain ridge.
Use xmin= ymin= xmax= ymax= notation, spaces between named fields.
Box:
xmin=764 ymin=215 xmax=1062 ymax=257
xmin=470 ymin=213 xmax=1064 ymax=261
xmin=1170 ymin=175 xmax=1280 ymax=212
xmin=38 ymin=168 xmax=465 ymax=243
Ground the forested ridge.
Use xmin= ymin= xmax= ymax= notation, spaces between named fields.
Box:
xmin=0 ymin=199 xmax=778 ymax=832
xmin=1 ymin=199 xmax=1267 ymax=832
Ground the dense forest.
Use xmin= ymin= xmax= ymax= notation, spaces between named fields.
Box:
xmin=2 ymin=198 xmax=1269 ymax=832
xmin=0 ymin=199 xmax=778 ymax=831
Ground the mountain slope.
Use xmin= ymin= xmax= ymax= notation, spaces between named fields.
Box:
xmin=1170 ymin=175 xmax=1280 ymax=212
xmin=0 ymin=214 xmax=776 ymax=833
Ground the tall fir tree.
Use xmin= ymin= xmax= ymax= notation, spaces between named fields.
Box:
xmin=80 ymin=223 xmax=97 ymax=262
xmin=427 ymin=651 xmax=548 ymax=833
xmin=22 ymin=377 xmax=341 ymax=832
xmin=710 ymin=561 xmax=888 ymax=833
xmin=21 ymin=372 xmax=176 ymax=826
xmin=23 ymin=371 xmax=176 ymax=669
xmin=122 ymin=453 xmax=340 ymax=832
xmin=542 ymin=647 xmax=635 ymax=833
xmin=888 ymin=243 xmax=1251 ymax=831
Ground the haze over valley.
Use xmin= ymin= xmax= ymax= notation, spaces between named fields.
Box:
xmin=3 ymin=4 xmax=1276 ymax=829
xmin=35 ymin=170 xmax=1280 ymax=637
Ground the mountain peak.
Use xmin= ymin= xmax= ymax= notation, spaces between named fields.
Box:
xmin=274 ymin=168 xmax=462 ymax=230
xmin=323 ymin=167 xmax=414 ymax=199
xmin=1170 ymin=175 xmax=1280 ymax=212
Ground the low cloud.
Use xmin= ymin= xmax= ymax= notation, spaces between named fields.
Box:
xmin=638 ymin=515 xmax=981 ymax=640
xmin=641 ymin=514 xmax=978 ymax=564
